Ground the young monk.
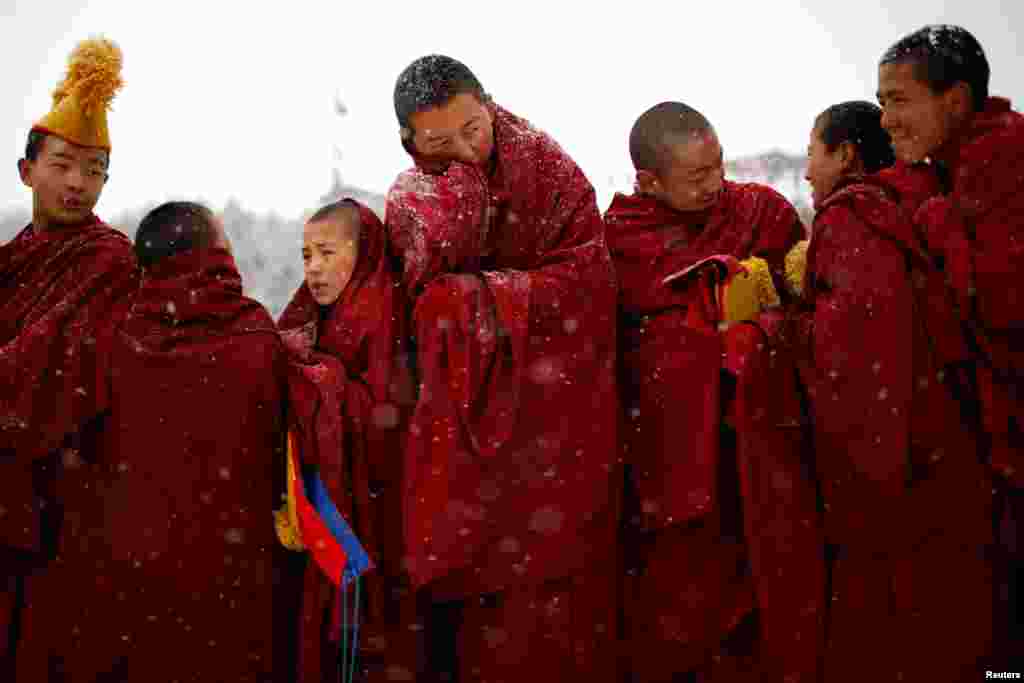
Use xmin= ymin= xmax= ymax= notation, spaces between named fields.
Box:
xmin=877 ymin=25 xmax=1024 ymax=666
xmin=276 ymin=199 xmax=418 ymax=683
xmin=605 ymin=101 xmax=822 ymax=682
xmin=385 ymin=55 xmax=620 ymax=682
xmin=0 ymin=38 xmax=137 ymax=678
xmin=14 ymin=201 xmax=292 ymax=682
xmin=794 ymin=100 xmax=992 ymax=682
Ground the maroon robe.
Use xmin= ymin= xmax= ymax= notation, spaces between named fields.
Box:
xmin=0 ymin=216 xmax=136 ymax=674
xmin=911 ymin=96 xmax=1024 ymax=668
xmin=385 ymin=105 xmax=620 ymax=681
xmin=912 ymin=97 xmax=1024 ymax=487
xmin=792 ymin=176 xmax=992 ymax=681
xmin=605 ymin=185 xmax=822 ymax=682
xmin=15 ymin=248 xmax=289 ymax=682
xmin=278 ymin=200 xmax=419 ymax=683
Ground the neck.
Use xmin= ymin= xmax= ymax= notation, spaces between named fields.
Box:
xmin=31 ymin=212 xmax=93 ymax=234
xmin=929 ymin=109 xmax=975 ymax=168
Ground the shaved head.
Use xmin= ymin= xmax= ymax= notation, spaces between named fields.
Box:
xmin=307 ymin=199 xmax=361 ymax=240
xmin=629 ymin=101 xmax=714 ymax=174
xmin=135 ymin=201 xmax=225 ymax=268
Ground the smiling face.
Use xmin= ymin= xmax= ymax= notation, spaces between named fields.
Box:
xmin=303 ymin=214 xmax=359 ymax=306
xmin=637 ymin=129 xmax=724 ymax=213
xmin=877 ymin=61 xmax=968 ymax=163
xmin=18 ymin=135 xmax=108 ymax=230
xmin=408 ymin=92 xmax=495 ymax=168
xmin=805 ymin=121 xmax=851 ymax=210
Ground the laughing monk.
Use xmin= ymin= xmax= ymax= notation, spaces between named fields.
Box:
xmin=605 ymin=102 xmax=823 ymax=682
xmin=385 ymin=55 xmax=621 ymax=682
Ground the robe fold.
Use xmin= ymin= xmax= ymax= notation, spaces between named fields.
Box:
xmin=15 ymin=248 xmax=290 ymax=682
xmin=1 ymin=215 xmax=136 ymax=679
xmin=605 ymin=185 xmax=822 ymax=682
xmin=1 ymin=216 xmax=137 ymax=552
xmin=277 ymin=200 xmax=420 ymax=683
xmin=792 ymin=176 xmax=992 ymax=682
xmin=386 ymin=104 xmax=620 ymax=681
xmin=911 ymin=96 xmax=1024 ymax=669
xmin=912 ymin=97 xmax=1024 ymax=488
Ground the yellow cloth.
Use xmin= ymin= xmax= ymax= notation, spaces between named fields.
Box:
xmin=33 ymin=37 xmax=123 ymax=151
xmin=274 ymin=432 xmax=305 ymax=552
xmin=721 ymin=256 xmax=780 ymax=324
xmin=784 ymin=240 xmax=809 ymax=298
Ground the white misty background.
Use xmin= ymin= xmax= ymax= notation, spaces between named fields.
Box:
xmin=1 ymin=95 xmax=811 ymax=319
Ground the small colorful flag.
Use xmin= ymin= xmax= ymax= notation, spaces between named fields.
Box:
xmin=275 ymin=430 xmax=373 ymax=683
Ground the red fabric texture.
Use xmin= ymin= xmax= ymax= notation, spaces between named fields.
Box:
xmin=605 ymin=185 xmax=804 ymax=529
xmin=0 ymin=216 xmax=137 ymax=553
xmin=385 ymin=105 xmax=620 ymax=600
xmin=277 ymin=200 xmax=419 ymax=683
xmin=606 ymin=186 xmax=821 ymax=681
xmin=15 ymin=248 xmax=290 ymax=682
xmin=453 ymin=568 xmax=621 ymax=683
xmin=913 ymin=97 xmax=1024 ymax=486
xmin=792 ymin=176 xmax=992 ymax=681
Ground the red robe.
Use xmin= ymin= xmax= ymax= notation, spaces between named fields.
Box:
xmin=385 ymin=105 xmax=620 ymax=682
xmin=277 ymin=200 xmax=419 ymax=683
xmin=15 ymin=248 xmax=290 ymax=682
xmin=792 ymin=176 xmax=992 ymax=682
xmin=0 ymin=216 xmax=136 ymax=674
xmin=912 ymin=96 xmax=1024 ymax=668
xmin=912 ymin=97 xmax=1024 ymax=487
xmin=604 ymin=185 xmax=822 ymax=682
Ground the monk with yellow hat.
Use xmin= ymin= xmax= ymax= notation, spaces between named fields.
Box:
xmin=1 ymin=37 xmax=138 ymax=678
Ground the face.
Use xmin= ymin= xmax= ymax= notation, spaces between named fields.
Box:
xmin=805 ymin=122 xmax=852 ymax=209
xmin=18 ymin=135 xmax=108 ymax=230
xmin=303 ymin=216 xmax=359 ymax=306
xmin=409 ymin=92 xmax=495 ymax=168
xmin=638 ymin=129 xmax=724 ymax=213
xmin=877 ymin=61 xmax=966 ymax=163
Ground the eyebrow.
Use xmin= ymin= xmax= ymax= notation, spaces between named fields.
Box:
xmin=51 ymin=152 xmax=105 ymax=165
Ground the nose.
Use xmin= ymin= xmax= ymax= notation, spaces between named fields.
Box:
xmin=880 ymin=107 xmax=895 ymax=132
xmin=66 ymin=165 xmax=86 ymax=192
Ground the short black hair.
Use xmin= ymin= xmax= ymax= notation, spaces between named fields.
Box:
xmin=24 ymin=129 xmax=111 ymax=170
xmin=394 ymin=55 xmax=488 ymax=138
xmin=880 ymin=24 xmax=989 ymax=111
xmin=629 ymin=101 xmax=713 ymax=174
xmin=134 ymin=201 xmax=219 ymax=269
xmin=815 ymin=101 xmax=895 ymax=174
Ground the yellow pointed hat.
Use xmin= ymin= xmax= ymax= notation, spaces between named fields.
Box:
xmin=32 ymin=37 xmax=124 ymax=151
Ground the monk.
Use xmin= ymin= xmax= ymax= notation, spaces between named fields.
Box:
xmin=0 ymin=38 xmax=136 ymax=678
xmin=385 ymin=55 xmax=620 ymax=682
xmin=794 ymin=99 xmax=993 ymax=681
xmin=878 ymin=24 xmax=1023 ymax=668
xmin=604 ymin=102 xmax=822 ymax=682
xmin=14 ymin=201 xmax=291 ymax=682
xmin=276 ymin=199 xmax=419 ymax=683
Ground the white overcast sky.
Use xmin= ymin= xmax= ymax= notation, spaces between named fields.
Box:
xmin=2 ymin=0 xmax=1022 ymax=219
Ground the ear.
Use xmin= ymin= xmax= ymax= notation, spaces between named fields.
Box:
xmin=636 ymin=169 xmax=659 ymax=196
xmin=837 ymin=141 xmax=860 ymax=173
xmin=950 ymin=81 xmax=973 ymax=115
xmin=17 ymin=159 xmax=32 ymax=188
